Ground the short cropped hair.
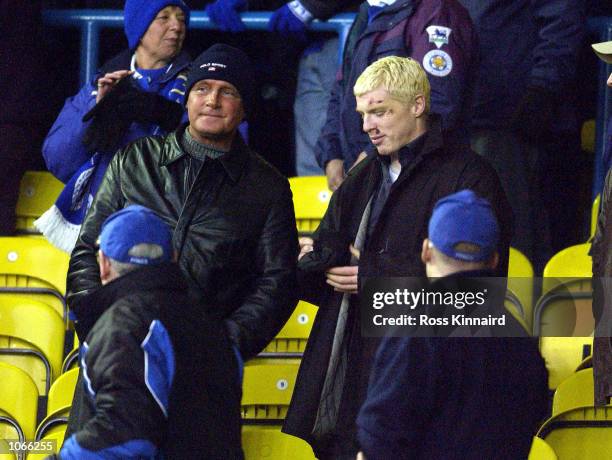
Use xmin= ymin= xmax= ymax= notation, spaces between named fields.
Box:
xmin=353 ymin=56 xmax=430 ymax=113
xmin=108 ymin=243 xmax=165 ymax=276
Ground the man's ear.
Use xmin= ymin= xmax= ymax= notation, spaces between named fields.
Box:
xmin=413 ymin=94 xmax=426 ymax=118
xmin=421 ymin=238 xmax=431 ymax=265
xmin=99 ymin=250 xmax=112 ymax=284
xmin=486 ymin=251 xmax=500 ymax=270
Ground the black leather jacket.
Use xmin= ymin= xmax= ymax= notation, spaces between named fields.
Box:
xmin=67 ymin=126 xmax=299 ymax=358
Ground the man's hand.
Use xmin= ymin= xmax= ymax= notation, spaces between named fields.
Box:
xmin=298 ymin=236 xmax=314 ymax=261
xmin=325 ymin=265 xmax=358 ymax=294
xmin=95 ymin=70 xmax=133 ymax=103
xmin=325 ymin=158 xmax=345 ymax=191
xmin=206 ymin=0 xmax=247 ymax=33
xmin=350 ymin=151 xmax=368 ymax=171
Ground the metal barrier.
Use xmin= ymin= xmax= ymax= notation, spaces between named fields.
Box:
xmin=42 ymin=10 xmax=612 ymax=196
xmin=42 ymin=10 xmax=355 ymax=86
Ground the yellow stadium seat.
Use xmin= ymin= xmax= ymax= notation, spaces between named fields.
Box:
xmin=539 ymin=337 xmax=593 ymax=391
xmin=507 ymin=247 xmax=535 ymax=330
xmin=242 ymin=358 xmax=300 ymax=421
xmin=61 ymin=336 xmax=79 ymax=374
xmin=0 ymin=298 xmax=65 ymax=395
xmin=535 ymin=244 xmax=593 ymax=337
xmin=0 ymin=237 xmax=69 ymax=322
xmin=28 ymin=427 xmax=66 ymax=459
xmin=581 ymin=119 xmax=595 ymax=154
xmin=535 ymin=243 xmax=594 ymax=390
xmin=537 ymin=369 xmax=612 ymax=459
xmin=289 ymin=176 xmax=331 ymax=234
xmin=36 ymin=368 xmax=78 ymax=441
xmin=15 ymin=171 xmax=63 ymax=235
xmin=261 ymin=301 xmax=318 ymax=355
xmin=242 ymin=425 xmax=315 ymax=460
xmin=552 ymin=368 xmax=595 ymax=416
xmin=590 ymin=194 xmax=600 ymax=239
xmin=528 ymin=436 xmax=558 ymax=460
xmin=0 ymin=362 xmax=38 ymax=442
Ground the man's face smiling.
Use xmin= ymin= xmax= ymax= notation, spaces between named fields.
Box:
xmin=356 ymin=87 xmax=421 ymax=156
xmin=187 ymin=79 xmax=244 ymax=150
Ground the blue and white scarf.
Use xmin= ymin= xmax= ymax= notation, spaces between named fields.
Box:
xmin=35 ymin=60 xmax=187 ymax=253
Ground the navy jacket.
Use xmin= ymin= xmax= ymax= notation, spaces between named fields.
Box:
xmin=458 ymin=0 xmax=584 ymax=131
xmin=315 ymin=0 xmax=478 ymax=168
xmin=357 ymin=311 xmax=549 ymax=459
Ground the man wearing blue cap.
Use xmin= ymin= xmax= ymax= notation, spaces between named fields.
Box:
xmin=54 ymin=205 xmax=243 ymax=460
xmin=355 ymin=190 xmax=548 ymax=460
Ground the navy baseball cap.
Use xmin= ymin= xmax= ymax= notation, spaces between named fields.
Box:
xmin=99 ymin=205 xmax=173 ymax=265
xmin=428 ymin=190 xmax=499 ymax=262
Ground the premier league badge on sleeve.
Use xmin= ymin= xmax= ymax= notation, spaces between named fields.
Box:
xmin=423 ymin=49 xmax=453 ymax=77
xmin=426 ymin=25 xmax=452 ymax=49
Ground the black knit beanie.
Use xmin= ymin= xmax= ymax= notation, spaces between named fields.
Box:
xmin=184 ymin=44 xmax=255 ymax=114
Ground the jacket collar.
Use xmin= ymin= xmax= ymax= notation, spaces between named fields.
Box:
xmin=71 ymin=263 xmax=188 ymax=339
xmin=160 ymin=125 xmax=249 ymax=183
xmin=83 ymin=263 xmax=187 ymax=313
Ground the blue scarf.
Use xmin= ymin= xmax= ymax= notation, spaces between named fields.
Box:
xmin=35 ymin=66 xmax=187 ymax=253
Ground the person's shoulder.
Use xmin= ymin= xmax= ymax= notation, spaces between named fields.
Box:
xmin=90 ymin=295 xmax=157 ymax=343
xmin=245 ymin=147 xmax=292 ymax=190
xmin=418 ymin=0 xmax=473 ymax=27
xmin=116 ymin=132 xmax=169 ymax=164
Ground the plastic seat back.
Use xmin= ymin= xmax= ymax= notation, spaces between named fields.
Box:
xmin=534 ymin=244 xmax=593 ymax=382
xmin=242 ymin=358 xmax=300 ymax=421
xmin=242 ymin=425 xmax=315 ymax=460
xmin=552 ymin=368 xmax=595 ymax=416
xmin=539 ymin=337 xmax=593 ymax=391
xmin=29 ymin=426 xmax=66 ymax=459
xmin=507 ymin=247 xmax=535 ymax=329
xmin=35 ymin=368 xmax=78 ymax=441
xmin=538 ymin=404 xmax=612 ymax=459
xmin=15 ymin=171 xmax=63 ymax=235
xmin=0 ymin=298 xmax=65 ymax=395
xmin=261 ymin=301 xmax=317 ymax=356
xmin=527 ymin=437 xmax=558 ymax=460
xmin=0 ymin=362 xmax=38 ymax=441
xmin=0 ymin=237 xmax=69 ymax=321
xmin=289 ymin=176 xmax=331 ymax=234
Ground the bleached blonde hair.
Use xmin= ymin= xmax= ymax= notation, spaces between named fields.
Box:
xmin=353 ymin=56 xmax=430 ymax=113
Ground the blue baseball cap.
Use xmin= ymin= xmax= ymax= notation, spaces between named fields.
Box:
xmin=99 ymin=205 xmax=173 ymax=265
xmin=428 ymin=190 xmax=499 ymax=262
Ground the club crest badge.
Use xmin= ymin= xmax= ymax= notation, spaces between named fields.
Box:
xmin=426 ymin=25 xmax=452 ymax=49
xmin=423 ymin=49 xmax=453 ymax=77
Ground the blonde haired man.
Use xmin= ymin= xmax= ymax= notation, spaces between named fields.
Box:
xmin=283 ymin=56 xmax=512 ymax=459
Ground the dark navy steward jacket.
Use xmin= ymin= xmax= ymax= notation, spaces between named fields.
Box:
xmin=458 ymin=0 xmax=584 ymax=131
xmin=356 ymin=300 xmax=549 ymax=459
xmin=315 ymin=0 xmax=478 ymax=169
xmin=60 ymin=263 xmax=243 ymax=460
xmin=42 ymin=50 xmax=190 ymax=183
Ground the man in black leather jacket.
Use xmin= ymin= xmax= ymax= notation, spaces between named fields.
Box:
xmin=67 ymin=43 xmax=299 ymax=360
